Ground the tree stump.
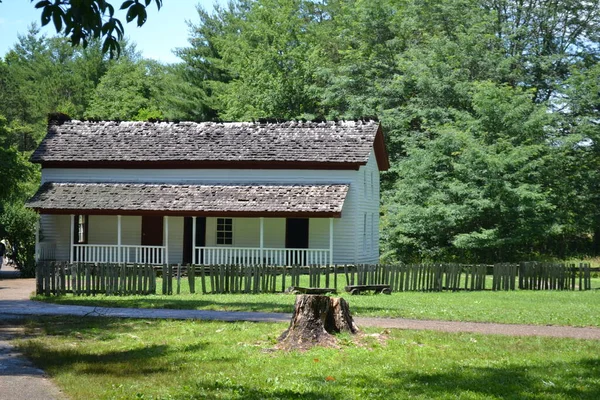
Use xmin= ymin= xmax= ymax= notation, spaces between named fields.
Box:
xmin=278 ymin=295 xmax=359 ymax=350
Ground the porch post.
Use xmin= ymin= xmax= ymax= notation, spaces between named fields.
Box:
xmin=69 ymin=214 xmax=74 ymax=263
xmin=260 ymin=217 xmax=264 ymax=266
xmin=329 ymin=217 xmax=334 ymax=266
xmin=192 ymin=216 xmax=197 ymax=265
xmin=117 ymin=215 xmax=122 ymax=264
xmin=34 ymin=217 xmax=40 ymax=263
xmin=164 ymin=216 xmax=169 ymax=265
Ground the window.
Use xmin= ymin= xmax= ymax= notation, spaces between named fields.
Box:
xmin=216 ymin=218 xmax=233 ymax=245
xmin=364 ymin=169 xmax=368 ymax=198
xmin=74 ymin=215 xmax=88 ymax=244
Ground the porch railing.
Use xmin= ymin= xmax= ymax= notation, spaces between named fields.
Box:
xmin=194 ymin=246 xmax=330 ymax=266
xmin=72 ymin=244 xmax=166 ymax=265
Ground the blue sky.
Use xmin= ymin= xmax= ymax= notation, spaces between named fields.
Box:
xmin=0 ymin=0 xmax=225 ymax=63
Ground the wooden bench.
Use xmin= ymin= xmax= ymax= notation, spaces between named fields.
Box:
xmin=286 ymin=286 xmax=337 ymax=295
xmin=344 ymin=284 xmax=391 ymax=295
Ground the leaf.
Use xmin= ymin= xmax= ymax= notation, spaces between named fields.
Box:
xmin=40 ymin=6 xmax=52 ymax=26
xmin=125 ymin=6 xmax=137 ymax=23
xmin=114 ymin=19 xmax=124 ymax=37
xmin=120 ymin=0 xmax=135 ymax=10
xmin=105 ymin=3 xmax=115 ymax=17
xmin=34 ymin=1 xmax=51 ymax=9
xmin=52 ymin=9 xmax=63 ymax=32
xmin=136 ymin=7 xmax=147 ymax=27
xmin=102 ymin=37 xmax=111 ymax=53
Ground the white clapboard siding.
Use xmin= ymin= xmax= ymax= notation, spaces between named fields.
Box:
xmin=39 ymin=214 xmax=70 ymax=261
xmin=354 ymin=151 xmax=380 ymax=264
xmin=88 ymin=215 xmax=118 ymax=245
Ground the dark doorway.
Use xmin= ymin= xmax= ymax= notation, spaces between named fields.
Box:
xmin=286 ymin=218 xmax=309 ymax=249
xmin=141 ymin=216 xmax=163 ymax=246
xmin=183 ymin=217 xmax=206 ymax=264
xmin=286 ymin=218 xmax=309 ymax=265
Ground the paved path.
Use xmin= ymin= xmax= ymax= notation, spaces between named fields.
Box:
xmin=2 ymin=268 xmax=600 ymax=400
xmin=0 ymin=266 xmax=65 ymax=400
xmin=0 ymin=321 xmax=66 ymax=400
xmin=2 ymin=273 xmax=600 ymax=340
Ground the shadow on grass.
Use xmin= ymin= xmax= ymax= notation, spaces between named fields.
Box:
xmin=15 ymin=341 xmax=173 ymax=376
xmin=33 ymin=295 xmax=403 ymax=315
xmin=34 ymin=296 xmax=296 ymax=313
xmin=13 ymin=317 xmax=238 ymax=378
xmin=191 ymin=358 xmax=600 ymax=399
xmin=375 ymin=359 xmax=599 ymax=400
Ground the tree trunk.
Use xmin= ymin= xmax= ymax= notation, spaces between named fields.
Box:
xmin=278 ymin=295 xmax=358 ymax=350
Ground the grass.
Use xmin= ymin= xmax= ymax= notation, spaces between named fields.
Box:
xmin=35 ymin=278 xmax=600 ymax=327
xmin=14 ymin=316 xmax=600 ymax=399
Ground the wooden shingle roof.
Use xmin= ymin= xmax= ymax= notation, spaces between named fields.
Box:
xmin=26 ymin=182 xmax=350 ymax=217
xmin=31 ymin=120 xmax=389 ymax=170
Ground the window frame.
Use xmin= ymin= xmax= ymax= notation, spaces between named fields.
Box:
xmin=74 ymin=214 xmax=89 ymax=244
xmin=216 ymin=217 xmax=233 ymax=245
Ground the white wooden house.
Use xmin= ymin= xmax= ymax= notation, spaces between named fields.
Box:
xmin=27 ymin=119 xmax=389 ymax=266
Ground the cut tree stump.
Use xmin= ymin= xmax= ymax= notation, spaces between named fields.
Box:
xmin=278 ymin=294 xmax=359 ymax=350
xmin=286 ymin=286 xmax=337 ymax=295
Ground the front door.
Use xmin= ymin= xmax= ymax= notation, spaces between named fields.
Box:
xmin=183 ymin=217 xmax=206 ymax=264
xmin=286 ymin=218 xmax=309 ymax=248
xmin=141 ymin=216 xmax=163 ymax=246
xmin=286 ymin=218 xmax=309 ymax=265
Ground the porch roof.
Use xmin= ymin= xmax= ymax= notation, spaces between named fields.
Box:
xmin=26 ymin=182 xmax=349 ymax=217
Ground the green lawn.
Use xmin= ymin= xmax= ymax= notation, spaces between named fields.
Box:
xmin=35 ymin=281 xmax=600 ymax=327
xmin=15 ymin=317 xmax=600 ymax=400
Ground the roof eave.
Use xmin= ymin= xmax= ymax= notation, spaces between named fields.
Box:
xmin=36 ymin=160 xmax=365 ymax=171
xmin=27 ymin=208 xmax=343 ymax=218
xmin=373 ymin=125 xmax=390 ymax=171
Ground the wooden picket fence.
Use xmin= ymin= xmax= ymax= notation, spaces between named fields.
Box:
xmin=36 ymin=262 xmax=156 ymax=296
xmin=36 ymin=262 xmax=593 ymax=296
xmin=343 ymin=264 xmax=488 ymax=292
xmin=518 ymin=262 xmax=592 ymax=290
xmin=162 ymin=263 xmax=488 ymax=295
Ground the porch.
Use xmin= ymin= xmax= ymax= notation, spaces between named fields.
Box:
xmin=36 ymin=215 xmax=334 ymax=266
xmin=28 ymin=182 xmax=348 ymax=266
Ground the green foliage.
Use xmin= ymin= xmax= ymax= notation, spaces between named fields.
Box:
xmin=385 ymin=83 xmax=560 ymax=262
xmin=30 ymin=0 xmax=163 ymax=57
xmin=85 ymin=58 xmax=198 ymax=120
xmin=0 ymin=201 xmax=38 ymax=276
xmin=0 ymin=117 xmax=32 ymax=202
xmin=85 ymin=58 xmax=159 ymax=120
xmin=2 ymin=0 xmax=600 ymax=264
xmin=0 ymin=115 xmax=37 ymax=274
xmin=181 ymin=0 xmax=324 ymax=120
